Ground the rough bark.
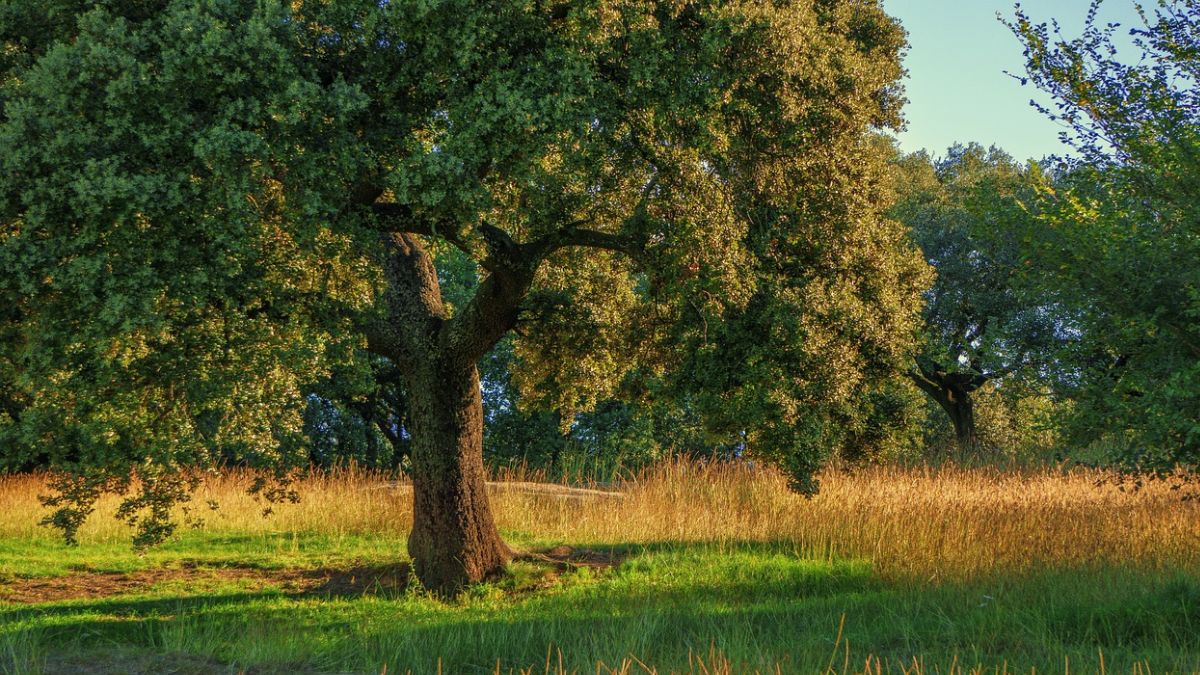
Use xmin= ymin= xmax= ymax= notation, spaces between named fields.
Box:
xmin=404 ymin=357 xmax=511 ymax=595
xmin=364 ymin=232 xmax=525 ymax=595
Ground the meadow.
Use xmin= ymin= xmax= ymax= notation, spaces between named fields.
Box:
xmin=1 ymin=460 xmax=1198 ymax=674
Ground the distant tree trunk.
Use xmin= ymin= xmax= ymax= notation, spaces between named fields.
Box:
xmin=404 ymin=355 xmax=511 ymax=594
xmin=362 ymin=416 xmax=381 ymax=469
xmin=386 ymin=432 xmax=409 ymax=472
xmin=907 ymin=366 xmax=983 ymax=456
xmin=941 ymin=388 xmax=979 ymax=455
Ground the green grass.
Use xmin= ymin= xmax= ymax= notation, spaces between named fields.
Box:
xmin=2 ymin=532 xmax=1198 ymax=674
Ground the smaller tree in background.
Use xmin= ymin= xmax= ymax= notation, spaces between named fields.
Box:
xmin=891 ymin=144 xmax=1062 ymax=455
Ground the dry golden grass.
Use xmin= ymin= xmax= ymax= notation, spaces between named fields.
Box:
xmin=2 ymin=459 xmax=1198 ymax=581
xmin=498 ymin=460 xmax=1200 ymax=581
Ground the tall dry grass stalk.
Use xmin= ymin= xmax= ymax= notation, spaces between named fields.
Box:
xmin=2 ymin=459 xmax=1197 ymax=580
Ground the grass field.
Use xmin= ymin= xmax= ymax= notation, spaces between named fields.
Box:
xmin=1 ymin=460 xmax=1198 ymax=674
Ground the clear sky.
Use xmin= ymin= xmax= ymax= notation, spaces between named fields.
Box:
xmin=881 ymin=0 xmax=1145 ymax=161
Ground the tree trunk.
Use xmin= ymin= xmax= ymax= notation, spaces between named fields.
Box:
xmin=944 ymin=391 xmax=979 ymax=456
xmin=364 ymin=230 xmax=532 ymax=595
xmin=404 ymin=355 xmax=512 ymax=596
xmin=907 ymin=368 xmax=982 ymax=457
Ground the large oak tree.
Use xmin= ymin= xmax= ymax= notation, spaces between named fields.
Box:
xmin=0 ymin=0 xmax=926 ymax=594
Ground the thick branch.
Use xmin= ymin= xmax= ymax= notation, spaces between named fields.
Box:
xmin=367 ymin=170 xmax=657 ymax=365
xmin=918 ymin=343 xmax=1018 ymax=395
xmin=905 ymin=367 xmax=947 ymax=401
xmin=444 ymin=216 xmax=651 ymax=362
xmin=363 ymin=233 xmax=447 ymax=367
xmin=442 ymin=273 xmax=531 ymax=363
xmin=529 ymin=174 xmax=657 ymax=259
xmin=534 ymin=225 xmax=647 ymax=259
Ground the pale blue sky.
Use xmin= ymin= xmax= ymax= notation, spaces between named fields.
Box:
xmin=882 ymin=0 xmax=1145 ymax=161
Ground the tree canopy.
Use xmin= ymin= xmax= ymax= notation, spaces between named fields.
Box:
xmin=891 ymin=144 xmax=1061 ymax=453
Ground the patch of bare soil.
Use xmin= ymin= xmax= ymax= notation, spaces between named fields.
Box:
xmin=518 ymin=545 xmax=627 ymax=571
xmin=0 ymin=562 xmax=412 ymax=605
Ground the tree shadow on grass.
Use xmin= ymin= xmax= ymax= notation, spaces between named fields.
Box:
xmin=2 ymin=540 xmax=886 ymax=673
xmin=1 ymin=540 xmax=867 ymax=631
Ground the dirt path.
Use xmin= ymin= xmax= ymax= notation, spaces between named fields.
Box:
xmin=0 ymin=562 xmax=412 ymax=604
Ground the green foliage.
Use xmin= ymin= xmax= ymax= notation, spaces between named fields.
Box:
xmin=487 ymin=334 xmax=724 ymax=482
xmin=485 ymin=6 xmax=930 ymax=490
xmin=0 ymin=0 xmax=375 ymax=542
xmin=657 ymin=131 xmax=930 ymax=490
xmin=917 ymin=383 xmax=1063 ymax=463
xmin=1 ymin=0 xmax=927 ymax=542
xmin=890 ymin=143 xmax=1064 ymax=453
xmin=894 ymin=145 xmax=1058 ymax=382
xmin=1012 ymin=0 xmax=1200 ymax=477
xmin=972 ymin=384 xmax=1062 ymax=461
xmin=837 ymin=375 xmax=928 ymax=464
